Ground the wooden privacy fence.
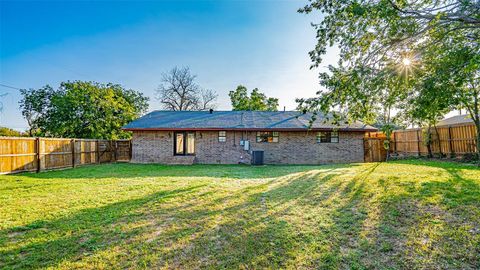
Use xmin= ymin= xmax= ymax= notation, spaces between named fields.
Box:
xmin=364 ymin=124 xmax=478 ymax=160
xmin=364 ymin=137 xmax=388 ymax=162
xmin=393 ymin=124 xmax=477 ymax=156
xmin=0 ymin=137 xmax=132 ymax=174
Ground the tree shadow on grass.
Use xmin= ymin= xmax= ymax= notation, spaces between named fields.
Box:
xmin=368 ymin=161 xmax=480 ymax=269
xmin=13 ymin=162 xmax=360 ymax=180
xmin=1 ymin=163 xmax=399 ymax=269
xmin=0 ymin=163 xmax=372 ymax=268
xmin=149 ymin=164 xmax=379 ymax=269
xmin=0 ymin=185 xmax=204 ymax=269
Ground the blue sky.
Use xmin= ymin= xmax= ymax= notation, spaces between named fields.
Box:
xmin=0 ymin=0 xmax=338 ymax=131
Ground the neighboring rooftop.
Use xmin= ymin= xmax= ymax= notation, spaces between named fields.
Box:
xmin=437 ymin=114 xmax=474 ymax=127
xmin=123 ymin=110 xmax=377 ymax=131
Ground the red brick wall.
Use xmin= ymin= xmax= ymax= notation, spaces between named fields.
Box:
xmin=131 ymin=130 xmax=365 ymax=164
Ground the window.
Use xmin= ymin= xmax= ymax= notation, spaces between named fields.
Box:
xmin=186 ymin=132 xmax=195 ymax=154
xmin=174 ymin=131 xmax=195 ymax=155
xmin=256 ymin=131 xmax=279 ymax=143
xmin=316 ymin=131 xmax=339 ymax=143
xmin=218 ymin=131 xmax=226 ymax=142
xmin=175 ymin=133 xmax=185 ymax=154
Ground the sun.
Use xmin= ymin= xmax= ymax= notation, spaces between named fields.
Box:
xmin=396 ymin=54 xmax=416 ymax=83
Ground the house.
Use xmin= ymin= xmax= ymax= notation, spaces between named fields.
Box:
xmin=437 ymin=114 xmax=474 ymax=127
xmin=122 ymin=110 xmax=377 ymax=165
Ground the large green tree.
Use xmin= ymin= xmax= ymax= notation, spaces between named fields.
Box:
xmin=299 ymin=0 xmax=480 ymax=158
xmin=229 ymin=85 xmax=279 ymax=111
xmin=19 ymin=81 xmax=149 ymax=139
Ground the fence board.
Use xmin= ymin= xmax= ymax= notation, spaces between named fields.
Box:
xmin=116 ymin=140 xmax=131 ymax=161
xmin=391 ymin=123 xmax=477 ymax=157
xmin=364 ymin=138 xmax=387 ymax=162
xmin=0 ymin=136 xmax=132 ymax=174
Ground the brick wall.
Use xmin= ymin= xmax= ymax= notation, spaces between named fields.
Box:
xmin=131 ymin=130 xmax=365 ymax=165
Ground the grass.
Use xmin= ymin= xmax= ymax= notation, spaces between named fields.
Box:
xmin=0 ymin=160 xmax=479 ymax=269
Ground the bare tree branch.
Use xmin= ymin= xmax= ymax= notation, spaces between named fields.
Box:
xmin=155 ymin=67 xmax=218 ymax=111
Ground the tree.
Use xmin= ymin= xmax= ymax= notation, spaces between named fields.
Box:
xmin=19 ymin=81 xmax=149 ymax=139
xmin=299 ymin=0 xmax=480 ymax=160
xmin=426 ymin=35 xmax=480 ymax=159
xmin=299 ymin=0 xmax=478 ymax=69
xmin=19 ymin=85 xmax=56 ymax=136
xmin=156 ymin=67 xmax=217 ymax=111
xmin=0 ymin=126 xmax=24 ymax=137
xmin=297 ymin=63 xmax=408 ymax=160
xmin=402 ymin=61 xmax=455 ymax=157
xmin=229 ymin=85 xmax=279 ymax=111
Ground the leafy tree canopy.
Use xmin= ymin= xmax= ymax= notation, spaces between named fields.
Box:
xmin=19 ymin=81 xmax=149 ymax=139
xmin=298 ymin=0 xmax=479 ymax=157
xmin=229 ymin=85 xmax=279 ymax=111
xmin=0 ymin=126 xmax=25 ymax=137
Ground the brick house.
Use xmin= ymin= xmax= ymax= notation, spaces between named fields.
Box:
xmin=123 ymin=110 xmax=377 ymax=165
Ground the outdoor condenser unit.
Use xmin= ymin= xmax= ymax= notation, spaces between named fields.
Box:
xmin=251 ymin=150 xmax=264 ymax=165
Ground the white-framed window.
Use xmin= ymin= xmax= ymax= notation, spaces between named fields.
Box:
xmin=218 ymin=131 xmax=226 ymax=142
xmin=256 ymin=131 xmax=279 ymax=143
xmin=316 ymin=131 xmax=339 ymax=143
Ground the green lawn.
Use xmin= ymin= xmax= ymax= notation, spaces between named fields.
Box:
xmin=1 ymin=161 xmax=479 ymax=269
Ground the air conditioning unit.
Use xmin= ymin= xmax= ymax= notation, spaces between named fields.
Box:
xmin=251 ymin=150 xmax=264 ymax=165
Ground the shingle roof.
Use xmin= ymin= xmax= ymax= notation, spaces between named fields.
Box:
xmin=437 ymin=114 xmax=474 ymax=127
xmin=123 ymin=111 xmax=376 ymax=131
xmin=123 ymin=111 xmax=376 ymax=132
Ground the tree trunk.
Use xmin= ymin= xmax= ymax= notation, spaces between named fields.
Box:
xmin=385 ymin=138 xmax=390 ymax=162
xmin=433 ymin=124 xmax=443 ymax=157
xmin=426 ymin=144 xmax=433 ymax=158
xmin=426 ymin=124 xmax=433 ymax=158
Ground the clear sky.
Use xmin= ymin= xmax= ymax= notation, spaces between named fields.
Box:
xmin=0 ymin=0 xmax=338 ymax=131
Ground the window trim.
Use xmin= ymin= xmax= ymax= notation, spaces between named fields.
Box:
xmin=174 ymin=131 xmax=195 ymax=156
xmin=256 ymin=131 xmax=279 ymax=143
xmin=218 ymin=131 xmax=226 ymax=142
xmin=316 ymin=131 xmax=339 ymax=143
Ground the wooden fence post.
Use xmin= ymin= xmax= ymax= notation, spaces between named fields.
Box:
xmin=416 ymin=129 xmax=421 ymax=157
xmin=129 ymin=140 xmax=133 ymax=161
xmin=36 ymin=137 xmax=41 ymax=173
xmin=448 ymin=126 xmax=453 ymax=157
xmin=71 ymin=139 xmax=75 ymax=168
xmin=113 ymin=140 xmax=117 ymax=162
xmin=96 ymin=140 xmax=100 ymax=164
xmin=393 ymin=132 xmax=397 ymax=153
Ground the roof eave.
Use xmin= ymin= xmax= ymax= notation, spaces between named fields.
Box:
xmin=122 ymin=127 xmax=378 ymax=132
